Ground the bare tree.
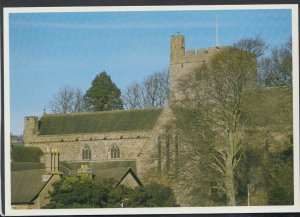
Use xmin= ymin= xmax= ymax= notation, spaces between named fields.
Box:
xmin=49 ymin=86 xmax=87 ymax=114
xmin=122 ymin=83 xmax=143 ymax=109
xmin=233 ymin=35 xmax=268 ymax=58
xmin=122 ymin=70 xmax=169 ymax=109
xmin=174 ymin=47 xmax=256 ymax=206
xmin=233 ymin=36 xmax=268 ymax=86
xmin=261 ymin=37 xmax=292 ymax=86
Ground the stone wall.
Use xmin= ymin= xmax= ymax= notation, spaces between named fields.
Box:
xmin=23 ymin=113 xmax=165 ymax=177
xmin=169 ymin=35 xmax=221 ymax=102
xmin=36 ymin=174 xmax=60 ymax=208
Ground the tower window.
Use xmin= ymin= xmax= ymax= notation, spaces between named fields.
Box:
xmin=110 ymin=145 xmax=120 ymax=159
xmin=82 ymin=145 xmax=91 ymax=160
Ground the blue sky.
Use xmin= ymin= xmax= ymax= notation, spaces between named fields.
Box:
xmin=9 ymin=9 xmax=292 ymax=135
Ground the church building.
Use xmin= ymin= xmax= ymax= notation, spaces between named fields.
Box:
xmin=12 ymin=35 xmax=292 ymax=208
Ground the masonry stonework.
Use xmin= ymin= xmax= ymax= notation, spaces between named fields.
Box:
xmin=21 ymin=35 xmax=292 ymax=207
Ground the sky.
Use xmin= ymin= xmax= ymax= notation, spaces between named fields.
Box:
xmin=9 ymin=9 xmax=292 ymax=135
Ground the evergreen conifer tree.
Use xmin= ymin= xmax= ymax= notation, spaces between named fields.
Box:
xmin=85 ymin=71 xmax=123 ymax=111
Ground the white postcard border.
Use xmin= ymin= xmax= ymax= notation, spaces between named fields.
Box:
xmin=3 ymin=4 xmax=299 ymax=216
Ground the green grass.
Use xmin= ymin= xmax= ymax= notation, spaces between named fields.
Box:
xmin=11 ymin=146 xmax=43 ymax=162
xmin=38 ymin=108 xmax=163 ymax=135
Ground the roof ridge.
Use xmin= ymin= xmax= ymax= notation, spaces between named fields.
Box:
xmin=41 ymin=107 xmax=164 ymax=117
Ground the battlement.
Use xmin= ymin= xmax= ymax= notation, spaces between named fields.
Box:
xmin=183 ymin=47 xmax=223 ymax=63
xmin=170 ymin=35 xmax=225 ymax=64
xmin=169 ymin=35 xmax=238 ymax=102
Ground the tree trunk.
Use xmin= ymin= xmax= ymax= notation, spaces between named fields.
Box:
xmin=225 ymin=132 xmax=236 ymax=206
xmin=224 ymin=164 xmax=236 ymax=206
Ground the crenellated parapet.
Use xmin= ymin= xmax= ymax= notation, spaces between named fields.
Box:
xmin=170 ymin=34 xmax=226 ymax=65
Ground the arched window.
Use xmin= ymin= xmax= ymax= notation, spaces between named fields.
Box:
xmin=82 ymin=145 xmax=91 ymax=160
xmin=110 ymin=145 xmax=120 ymax=159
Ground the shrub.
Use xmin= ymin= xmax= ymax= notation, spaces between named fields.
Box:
xmin=11 ymin=146 xmax=43 ymax=162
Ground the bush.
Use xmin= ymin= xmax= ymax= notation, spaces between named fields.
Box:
xmin=268 ymin=186 xmax=292 ymax=205
xmin=267 ymin=139 xmax=293 ymax=205
xmin=126 ymin=183 xmax=178 ymax=207
xmin=43 ymin=174 xmax=178 ymax=208
xmin=11 ymin=146 xmax=43 ymax=162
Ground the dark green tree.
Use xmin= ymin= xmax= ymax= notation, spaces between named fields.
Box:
xmin=267 ymin=136 xmax=294 ymax=205
xmin=43 ymin=174 xmax=113 ymax=208
xmin=85 ymin=71 xmax=123 ymax=111
xmin=43 ymin=174 xmax=178 ymax=208
xmin=125 ymin=183 xmax=178 ymax=207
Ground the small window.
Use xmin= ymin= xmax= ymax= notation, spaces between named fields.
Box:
xmin=111 ymin=145 xmax=120 ymax=159
xmin=82 ymin=145 xmax=91 ymax=160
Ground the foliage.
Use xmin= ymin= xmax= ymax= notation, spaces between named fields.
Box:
xmin=85 ymin=71 xmax=123 ymax=111
xmin=233 ymin=36 xmax=292 ymax=87
xmin=234 ymin=134 xmax=294 ymax=206
xmin=233 ymin=35 xmax=268 ymax=58
xmin=48 ymin=86 xmax=87 ymax=114
xmin=125 ymin=183 xmax=178 ymax=207
xmin=260 ymin=38 xmax=292 ymax=87
xmin=11 ymin=146 xmax=43 ymax=162
xmin=44 ymin=174 xmax=112 ymax=208
xmin=44 ymin=174 xmax=178 ymax=208
xmin=240 ymin=87 xmax=293 ymax=127
xmin=267 ymin=137 xmax=294 ymax=205
xmin=122 ymin=70 xmax=169 ymax=109
xmin=174 ymin=47 xmax=256 ymax=206
xmin=107 ymin=184 xmax=132 ymax=207
xmin=234 ymin=145 xmax=266 ymax=205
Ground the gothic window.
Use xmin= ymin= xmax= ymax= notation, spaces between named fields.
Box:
xmin=110 ymin=145 xmax=120 ymax=159
xmin=82 ymin=145 xmax=91 ymax=160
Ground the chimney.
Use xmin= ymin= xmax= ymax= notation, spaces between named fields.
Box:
xmin=77 ymin=164 xmax=93 ymax=179
xmin=45 ymin=146 xmax=60 ymax=173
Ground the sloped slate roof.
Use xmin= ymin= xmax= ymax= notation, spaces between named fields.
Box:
xmin=38 ymin=108 xmax=163 ymax=135
xmin=115 ymin=167 xmax=143 ymax=187
xmin=59 ymin=161 xmax=137 ymax=182
xmin=59 ymin=161 xmax=141 ymax=185
xmin=11 ymin=162 xmax=45 ymax=171
xmin=11 ymin=169 xmax=51 ymax=204
xmin=93 ymin=167 xmax=135 ymax=183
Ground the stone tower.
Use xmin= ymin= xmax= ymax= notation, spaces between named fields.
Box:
xmin=169 ymin=34 xmax=220 ymax=102
xmin=23 ymin=116 xmax=38 ymax=144
xmin=170 ymin=35 xmax=185 ymax=64
xmin=169 ymin=35 xmax=257 ymax=102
